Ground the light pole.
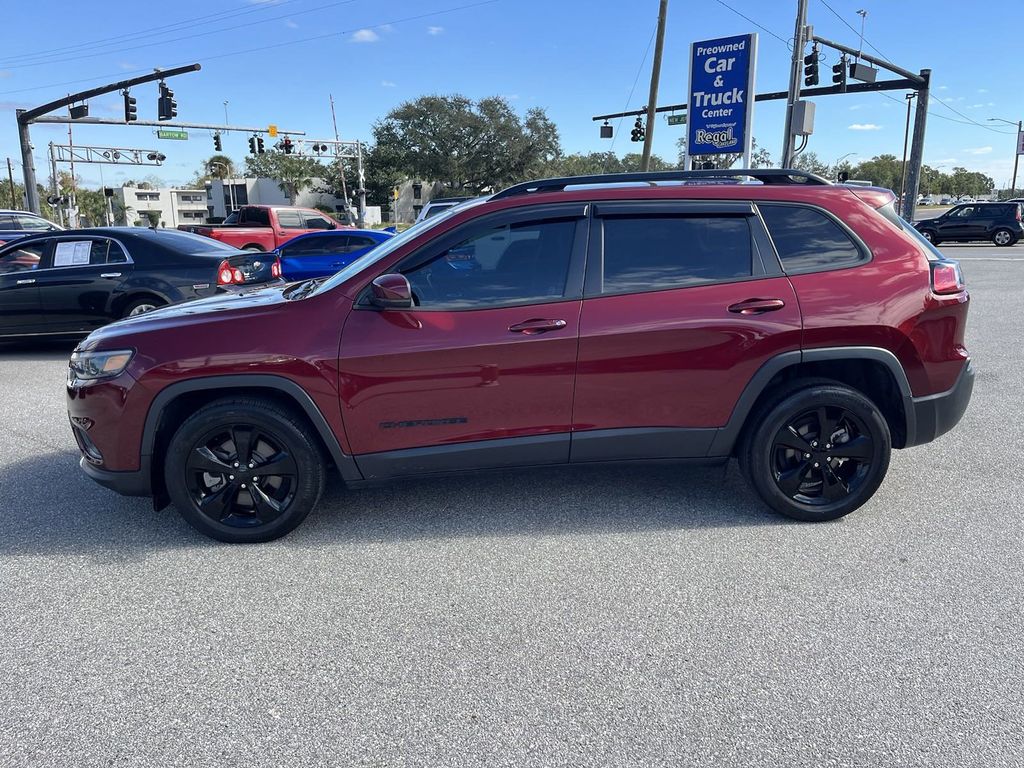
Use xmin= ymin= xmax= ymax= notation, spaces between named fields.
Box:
xmin=208 ymin=161 xmax=236 ymax=214
xmin=988 ymin=117 xmax=1021 ymax=194
xmin=899 ymin=92 xmax=918 ymax=213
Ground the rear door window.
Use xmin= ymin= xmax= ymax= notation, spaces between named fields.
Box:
xmin=758 ymin=204 xmax=865 ymax=273
xmin=240 ymin=208 xmax=271 ymax=226
xmin=302 ymin=212 xmax=335 ymax=230
xmin=276 ymin=210 xmax=304 ymax=229
xmin=600 ymin=215 xmax=753 ymax=294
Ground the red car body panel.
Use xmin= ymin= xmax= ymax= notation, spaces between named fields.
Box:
xmin=338 ymin=301 xmax=582 ymax=454
xmin=573 ymin=277 xmax=802 ymax=430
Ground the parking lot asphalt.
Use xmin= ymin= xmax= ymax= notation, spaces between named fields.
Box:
xmin=1 ymin=245 xmax=1022 ymax=768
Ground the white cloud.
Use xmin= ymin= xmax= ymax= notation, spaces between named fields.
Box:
xmin=284 ymin=19 xmax=298 ymax=28
xmin=381 ymin=80 xmax=396 ymax=87
xmin=351 ymin=28 xmax=379 ymax=43
xmin=849 ymin=104 xmax=863 ymax=111
xmin=933 ymin=157 xmax=959 ymax=164
xmin=964 ymin=146 xmax=993 ymax=155
xmin=977 ymin=88 xmax=989 ymax=93
xmin=848 ymin=123 xmax=882 ymax=131
xmin=427 ymin=25 xmax=444 ymax=35
xmin=0 ymin=70 xmax=11 ymax=79
xmin=937 ymin=85 xmax=949 ymax=91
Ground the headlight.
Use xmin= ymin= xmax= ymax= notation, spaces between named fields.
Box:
xmin=69 ymin=349 xmax=134 ymax=381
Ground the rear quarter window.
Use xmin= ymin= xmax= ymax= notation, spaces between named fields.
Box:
xmin=758 ymin=204 xmax=866 ymax=273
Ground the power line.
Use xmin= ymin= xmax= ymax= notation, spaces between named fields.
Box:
xmin=0 ymin=0 xmax=500 ymax=98
xmin=816 ymin=0 xmax=890 ymax=60
xmin=3 ymin=0 xmax=360 ymax=70
xmin=608 ymin=26 xmax=656 ymax=156
xmin=0 ymin=0 xmax=305 ymax=66
xmin=713 ymin=0 xmax=791 ymax=47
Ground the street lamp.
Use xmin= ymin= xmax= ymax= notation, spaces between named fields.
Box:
xmin=988 ymin=117 xmax=1022 ymax=194
xmin=835 ymin=152 xmax=857 ymax=166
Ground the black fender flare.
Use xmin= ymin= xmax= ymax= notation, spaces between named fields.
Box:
xmin=140 ymin=374 xmax=362 ymax=483
xmin=706 ymin=346 xmax=916 ymax=456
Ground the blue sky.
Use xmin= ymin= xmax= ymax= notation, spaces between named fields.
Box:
xmin=2 ymin=0 xmax=1021 ymax=190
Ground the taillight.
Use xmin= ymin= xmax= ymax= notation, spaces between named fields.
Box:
xmin=271 ymin=258 xmax=282 ymax=279
xmin=931 ymin=260 xmax=964 ymax=295
xmin=1016 ymin=206 xmax=1021 ymax=222
xmin=216 ymin=259 xmax=245 ymax=286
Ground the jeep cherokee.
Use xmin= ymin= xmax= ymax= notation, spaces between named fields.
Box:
xmin=67 ymin=169 xmax=974 ymax=543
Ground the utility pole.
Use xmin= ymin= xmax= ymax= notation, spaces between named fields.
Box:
xmin=641 ymin=0 xmax=669 ymax=171
xmin=5 ymin=158 xmax=15 ymax=208
xmin=903 ymin=68 xmax=930 ymax=224
xmin=329 ymin=94 xmax=353 ymax=224
xmin=899 ymin=92 xmax=917 ymax=214
xmin=781 ymin=0 xmax=809 ymax=167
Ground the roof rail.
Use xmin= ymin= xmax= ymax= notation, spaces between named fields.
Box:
xmin=492 ymin=168 xmax=832 ymax=200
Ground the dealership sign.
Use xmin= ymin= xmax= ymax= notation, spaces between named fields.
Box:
xmin=685 ymin=33 xmax=758 ymax=166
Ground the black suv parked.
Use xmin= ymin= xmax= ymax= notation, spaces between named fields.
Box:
xmin=914 ymin=201 xmax=1024 ymax=246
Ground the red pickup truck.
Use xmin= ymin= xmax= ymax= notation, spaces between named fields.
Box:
xmin=179 ymin=205 xmax=346 ymax=252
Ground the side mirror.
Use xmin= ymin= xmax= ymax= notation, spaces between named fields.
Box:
xmin=370 ymin=273 xmax=414 ymax=309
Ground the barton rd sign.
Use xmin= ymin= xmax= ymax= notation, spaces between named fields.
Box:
xmin=685 ymin=33 xmax=758 ymax=164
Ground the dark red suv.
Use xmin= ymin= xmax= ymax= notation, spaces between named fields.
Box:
xmin=67 ymin=169 xmax=974 ymax=542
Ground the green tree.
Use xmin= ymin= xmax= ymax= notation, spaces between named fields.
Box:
xmin=850 ymin=154 xmax=902 ymax=191
xmin=371 ymin=95 xmax=561 ymax=194
xmin=791 ymin=150 xmax=831 ymax=178
xmin=244 ymin=151 xmax=328 ymax=203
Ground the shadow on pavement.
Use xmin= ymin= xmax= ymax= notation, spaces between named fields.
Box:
xmin=0 ymin=338 xmax=80 ymax=361
xmin=0 ymin=450 xmax=793 ymax=558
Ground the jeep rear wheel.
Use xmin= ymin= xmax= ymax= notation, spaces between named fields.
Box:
xmin=740 ymin=381 xmax=891 ymax=522
xmin=164 ymin=398 xmax=325 ymax=542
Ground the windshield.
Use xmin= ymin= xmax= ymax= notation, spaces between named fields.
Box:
xmin=314 ymin=197 xmax=491 ymax=294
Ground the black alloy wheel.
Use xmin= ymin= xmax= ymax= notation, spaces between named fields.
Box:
xmin=740 ymin=380 xmax=891 ymax=522
xmin=165 ymin=398 xmax=324 ymax=542
xmin=185 ymin=425 xmax=299 ymax=529
xmin=770 ymin=405 xmax=874 ymax=506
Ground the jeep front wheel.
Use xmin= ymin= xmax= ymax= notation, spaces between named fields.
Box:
xmin=740 ymin=381 xmax=891 ymax=522
xmin=164 ymin=397 xmax=325 ymax=542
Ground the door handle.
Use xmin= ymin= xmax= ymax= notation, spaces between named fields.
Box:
xmin=100 ymin=272 xmax=122 ymax=279
xmin=16 ymin=278 xmax=36 ymax=285
xmin=508 ymin=318 xmax=567 ymax=335
xmin=728 ymin=298 xmax=786 ymax=315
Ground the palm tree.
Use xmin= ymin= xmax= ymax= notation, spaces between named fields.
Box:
xmin=204 ymin=155 xmax=236 ymax=179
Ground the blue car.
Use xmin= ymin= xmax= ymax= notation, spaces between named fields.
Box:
xmin=275 ymin=229 xmax=394 ymax=280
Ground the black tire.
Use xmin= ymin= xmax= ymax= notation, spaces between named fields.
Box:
xmin=992 ymin=227 xmax=1016 ymax=247
xmin=122 ymin=297 xmax=165 ymax=318
xmin=164 ymin=397 xmax=325 ymax=542
xmin=919 ymin=229 xmax=939 ymax=245
xmin=739 ymin=380 xmax=891 ymax=522
xmin=242 ymin=244 xmax=265 ymax=252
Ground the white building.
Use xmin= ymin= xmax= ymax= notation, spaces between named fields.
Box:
xmin=113 ymin=186 xmax=208 ymax=228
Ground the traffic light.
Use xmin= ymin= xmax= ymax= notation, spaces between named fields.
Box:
xmin=281 ymin=137 xmax=294 ymax=154
xmin=257 ymin=136 xmax=265 ymax=154
xmin=630 ymin=116 xmax=645 ymax=142
xmin=123 ymin=91 xmax=137 ymax=122
xmin=157 ymin=82 xmax=177 ymax=121
xmin=832 ymin=55 xmax=848 ymax=89
xmin=248 ymin=136 xmax=257 ymax=154
xmin=803 ymin=45 xmax=819 ymax=87
xmin=214 ymin=133 xmax=222 ymax=152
